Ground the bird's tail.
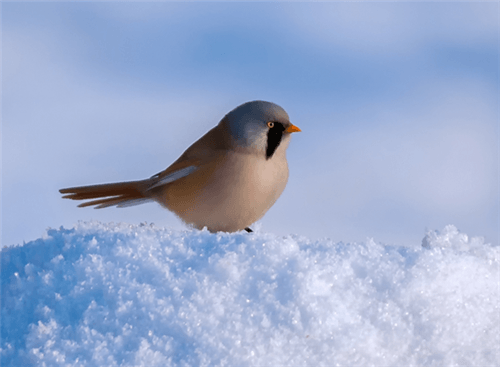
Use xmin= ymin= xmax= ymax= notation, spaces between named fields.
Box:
xmin=60 ymin=180 xmax=152 ymax=209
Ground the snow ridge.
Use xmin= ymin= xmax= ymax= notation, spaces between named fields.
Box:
xmin=1 ymin=222 xmax=498 ymax=366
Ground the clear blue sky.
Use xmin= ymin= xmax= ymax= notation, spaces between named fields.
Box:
xmin=2 ymin=2 xmax=499 ymax=246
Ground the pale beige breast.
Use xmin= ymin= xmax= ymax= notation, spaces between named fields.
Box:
xmin=156 ymin=150 xmax=289 ymax=232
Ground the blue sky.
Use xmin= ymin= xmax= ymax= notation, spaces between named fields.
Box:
xmin=2 ymin=2 xmax=499 ymax=247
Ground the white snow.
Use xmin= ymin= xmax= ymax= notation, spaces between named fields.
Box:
xmin=1 ymin=222 xmax=499 ymax=366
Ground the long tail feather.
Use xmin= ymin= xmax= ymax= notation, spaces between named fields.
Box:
xmin=60 ymin=180 xmax=152 ymax=208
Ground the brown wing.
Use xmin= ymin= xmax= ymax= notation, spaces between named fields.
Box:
xmin=147 ymin=120 xmax=233 ymax=188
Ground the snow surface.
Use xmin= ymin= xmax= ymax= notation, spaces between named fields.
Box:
xmin=1 ymin=222 xmax=499 ymax=367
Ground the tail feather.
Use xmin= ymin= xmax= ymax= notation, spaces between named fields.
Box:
xmin=60 ymin=180 xmax=152 ymax=208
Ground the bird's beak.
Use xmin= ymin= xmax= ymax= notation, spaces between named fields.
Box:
xmin=285 ymin=124 xmax=302 ymax=133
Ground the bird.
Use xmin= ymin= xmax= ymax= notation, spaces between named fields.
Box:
xmin=60 ymin=100 xmax=301 ymax=233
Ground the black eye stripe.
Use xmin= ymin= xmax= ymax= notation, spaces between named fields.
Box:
xmin=266 ymin=122 xmax=286 ymax=160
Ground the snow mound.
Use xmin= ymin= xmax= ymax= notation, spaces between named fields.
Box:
xmin=2 ymin=222 xmax=499 ymax=366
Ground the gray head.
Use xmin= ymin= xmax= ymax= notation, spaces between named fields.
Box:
xmin=223 ymin=100 xmax=301 ymax=159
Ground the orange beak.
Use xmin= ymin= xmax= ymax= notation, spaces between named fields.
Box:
xmin=285 ymin=124 xmax=302 ymax=133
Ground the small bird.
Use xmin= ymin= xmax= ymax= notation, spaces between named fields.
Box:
xmin=60 ymin=100 xmax=301 ymax=233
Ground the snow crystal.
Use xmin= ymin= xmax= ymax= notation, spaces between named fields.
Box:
xmin=1 ymin=222 xmax=498 ymax=366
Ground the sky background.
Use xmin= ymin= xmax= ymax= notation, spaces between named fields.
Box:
xmin=2 ymin=2 xmax=499 ymax=247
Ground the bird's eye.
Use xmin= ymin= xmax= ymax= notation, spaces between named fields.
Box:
xmin=267 ymin=121 xmax=275 ymax=128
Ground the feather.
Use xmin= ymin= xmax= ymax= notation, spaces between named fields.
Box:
xmin=60 ymin=180 xmax=148 ymax=209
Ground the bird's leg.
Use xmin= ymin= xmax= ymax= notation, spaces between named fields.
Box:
xmin=244 ymin=227 xmax=253 ymax=233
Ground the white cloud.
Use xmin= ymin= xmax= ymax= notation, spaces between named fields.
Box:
xmin=290 ymin=76 xmax=498 ymax=245
xmin=285 ymin=3 xmax=498 ymax=56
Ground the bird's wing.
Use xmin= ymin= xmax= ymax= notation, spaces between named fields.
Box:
xmin=146 ymin=123 xmax=232 ymax=191
xmin=147 ymin=163 xmax=199 ymax=190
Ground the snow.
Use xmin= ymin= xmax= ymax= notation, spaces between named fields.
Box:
xmin=1 ymin=222 xmax=499 ymax=366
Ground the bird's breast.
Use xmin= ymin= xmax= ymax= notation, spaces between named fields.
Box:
xmin=160 ymin=151 xmax=289 ymax=232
